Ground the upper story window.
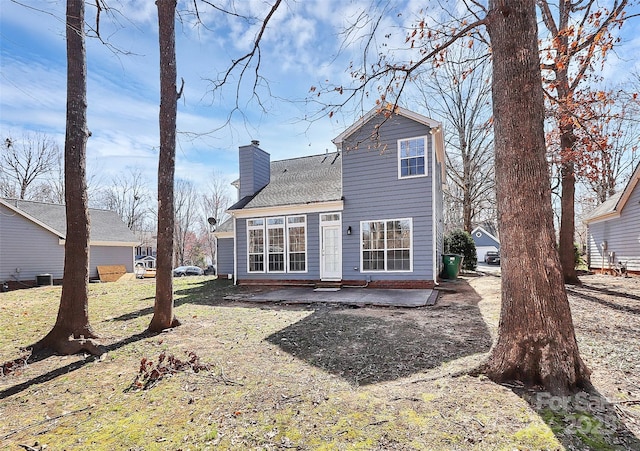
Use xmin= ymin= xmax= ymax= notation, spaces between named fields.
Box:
xmin=398 ymin=137 xmax=427 ymax=178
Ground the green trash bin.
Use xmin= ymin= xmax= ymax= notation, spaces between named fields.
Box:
xmin=442 ymin=254 xmax=463 ymax=279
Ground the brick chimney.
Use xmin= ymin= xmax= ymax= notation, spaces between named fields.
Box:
xmin=238 ymin=140 xmax=270 ymax=199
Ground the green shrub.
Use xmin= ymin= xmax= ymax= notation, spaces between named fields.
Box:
xmin=444 ymin=229 xmax=477 ymax=271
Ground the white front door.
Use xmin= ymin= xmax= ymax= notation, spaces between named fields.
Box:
xmin=321 ymin=225 xmax=342 ymax=280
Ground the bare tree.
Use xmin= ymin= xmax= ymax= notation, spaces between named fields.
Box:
xmin=173 ymin=178 xmax=199 ymax=266
xmin=1 ymin=132 xmax=60 ymax=200
xmin=578 ymin=88 xmax=640 ymax=203
xmin=200 ymin=171 xmax=231 ymax=266
xmin=31 ymin=0 xmax=102 ymax=356
xmin=417 ymin=42 xmax=495 ymax=233
xmin=100 ymin=167 xmax=152 ymax=231
xmin=313 ymin=0 xmax=590 ymax=394
xmin=538 ymin=0 xmax=632 ymax=284
xmin=149 ymin=0 xmax=283 ymax=332
xmin=149 ymin=0 xmax=182 ymax=333
xmin=482 ymin=0 xmax=589 ymax=393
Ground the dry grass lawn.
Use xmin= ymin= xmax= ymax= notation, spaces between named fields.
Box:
xmin=1 ymin=273 xmax=639 ymax=450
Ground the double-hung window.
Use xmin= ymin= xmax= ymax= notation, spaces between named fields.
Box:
xmin=267 ymin=218 xmax=285 ymax=272
xmin=287 ymin=216 xmax=306 ymax=272
xmin=398 ymin=137 xmax=426 ymax=178
xmin=361 ymin=218 xmax=412 ymax=271
xmin=247 ymin=215 xmax=306 ymax=273
xmin=247 ymin=219 xmax=265 ymax=272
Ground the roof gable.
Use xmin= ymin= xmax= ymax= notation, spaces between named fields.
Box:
xmin=331 ymin=104 xmax=446 ymax=182
xmin=332 ymin=104 xmax=441 ymax=144
xmin=471 ymin=226 xmax=500 ymax=245
xmin=584 ymin=162 xmax=640 ymax=223
xmin=0 ymin=198 xmax=139 ymax=244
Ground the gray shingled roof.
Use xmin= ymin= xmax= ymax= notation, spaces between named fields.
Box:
xmin=2 ymin=198 xmax=139 ymax=244
xmin=229 ymin=152 xmax=342 ymax=210
xmin=215 ymin=217 xmax=234 ymax=233
xmin=583 ymin=191 xmax=623 ymax=222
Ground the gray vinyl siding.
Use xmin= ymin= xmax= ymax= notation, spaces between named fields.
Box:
xmin=1 ymin=203 xmax=136 ymax=283
xmin=239 ymin=145 xmax=270 ymax=199
xmin=89 ymin=246 xmax=134 ymax=277
xmin=587 ymin=185 xmax=640 ymax=272
xmin=0 ymin=203 xmax=65 ymax=282
xmin=473 ymin=231 xmax=500 ymax=248
xmin=235 ymin=213 xmax=320 ymax=281
xmin=216 ymin=237 xmax=234 ymax=276
xmin=341 ymin=114 xmax=436 ymax=281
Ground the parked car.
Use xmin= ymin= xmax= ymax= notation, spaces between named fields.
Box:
xmin=172 ymin=265 xmax=204 ymax=277
xmin=485 ymin=251 xmax=501 ymax=265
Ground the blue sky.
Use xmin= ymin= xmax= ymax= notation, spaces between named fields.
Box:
xmin=1 ymin=0 xmax=388 ymax=192
xmin=1 ymin=0 xmax=639 ymax=197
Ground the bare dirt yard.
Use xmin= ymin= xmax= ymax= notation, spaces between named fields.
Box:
xmin=1 ymin=273 xmax=639 ymax=450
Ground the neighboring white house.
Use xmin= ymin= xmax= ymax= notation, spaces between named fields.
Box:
xmin=583 ymin=162 xmax=640 ymax=274
xmin=0 ymin=198 xmax=140 ymax=289
xmin=471 ymin=226 xmax=500 ymax=262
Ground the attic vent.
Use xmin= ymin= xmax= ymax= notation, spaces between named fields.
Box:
xmin=251 ymin=140 xmax=260 ymax=146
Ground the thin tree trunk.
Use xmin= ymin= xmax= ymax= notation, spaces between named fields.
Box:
xmin=148 ymin=0 xmax=180 ymax=332
xmin=32 ymin=0 xmax=102 ymax=355
xmin=482 ymin=0 xmax=590 ymax=395
xmin=559 ymin=157 xmax=580 ymax=284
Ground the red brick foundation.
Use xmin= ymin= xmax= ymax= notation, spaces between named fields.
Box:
xmin=237 ymin=279 xmax=436 ymax=289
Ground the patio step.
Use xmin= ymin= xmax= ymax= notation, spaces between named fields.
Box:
xmin=314 ymin=281 xmax=342 ymax=290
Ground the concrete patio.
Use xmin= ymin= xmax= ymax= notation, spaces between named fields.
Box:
xmin=242 ymin=287 xmax=439 ymax=307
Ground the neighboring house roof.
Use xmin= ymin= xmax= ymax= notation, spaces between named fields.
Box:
xmin=135 ymin=255 xmax=156 ymax=264
xmin=471 ymin=226 xmax=500 ymax=245
xmin=228 ymin=152 xmax=342 ymax=211
xmin=0 ymin=198 xmax=139 ymax=245
xmin=215 ymin=218 xmax=234 ymax=232
xmin=136 ymin=230 xmax=157 ymax=247
xmin=213 ymin=217 xmax=234 ymax=238
xmin=583 ymin=162 xmax=640 ymax=224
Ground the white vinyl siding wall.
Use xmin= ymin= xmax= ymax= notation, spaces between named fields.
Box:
xmin=587 ymin=182 xmax=640 ymax=272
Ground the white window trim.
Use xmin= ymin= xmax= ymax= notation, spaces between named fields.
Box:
xmin=266 ymin=217 xmax=286 ymax=273
xmin=286 ymin=215 xmax=308 ymax=273
xmin=319 ymin=212 xmax=342 ymax=279
xmin=247 ymin=219 xmax=265 ymax=273
xmin=246 ymin=215 xmax=308 ymax=274
xmin=397 ymin=136 xmax=429 ymax=179
xmin=359 ymin=218 xmax=413 ymax=273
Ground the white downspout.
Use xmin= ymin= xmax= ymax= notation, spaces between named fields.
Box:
xmin=431 ymin=131 xmax=438 ymax=285
xmin=232 ymin=213 xmax=238 ymax=285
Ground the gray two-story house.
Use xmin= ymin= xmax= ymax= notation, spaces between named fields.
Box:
xmin=215 ymin=105 xmax=446 ymax=288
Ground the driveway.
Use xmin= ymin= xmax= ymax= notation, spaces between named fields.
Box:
xmin=476 ymin=261 xmax=501 ymax=275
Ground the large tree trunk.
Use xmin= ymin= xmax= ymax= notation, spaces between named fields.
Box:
xmin=148 ymin=0 xmax=180 ymax=332
xmin=32 ymin=0 xmax=102 ymax=356
xmin=482 ymin=0 xmax=590 ymax=395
